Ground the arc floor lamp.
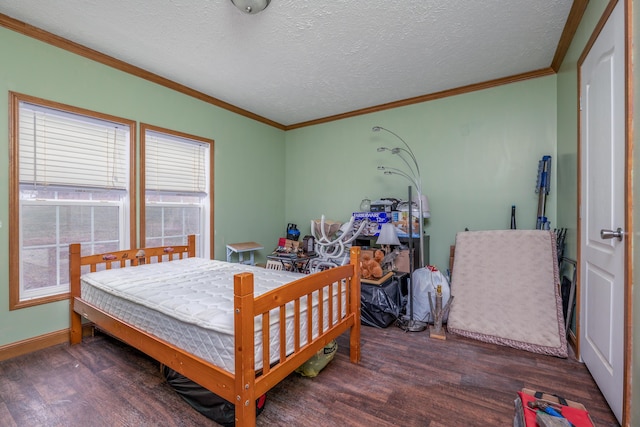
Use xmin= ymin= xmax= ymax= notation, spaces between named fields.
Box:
xmin=373 ymin=126 xmax=430 ymax=332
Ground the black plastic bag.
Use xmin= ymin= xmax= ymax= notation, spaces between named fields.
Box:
xmin=360 ymin=280 xmax=400 ymax=328
xmin=162 ymin=365 xmax=266 ymax=426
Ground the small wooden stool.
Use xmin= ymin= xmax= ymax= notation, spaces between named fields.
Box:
xmin=226 ymin=242 xmax=264 ymax=265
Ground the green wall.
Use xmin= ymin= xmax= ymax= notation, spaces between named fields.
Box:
xmin=556 ymin=0 xmax=610 ymax=267
xmin=556 ymin=0 xmax=609 ymax=341
xmin=284 ymin=77 xmax=557 ymax=272
xmin=0 ymin=26 xmax=561 ymax=346
xmin=0 ymin=28 xmax=287 ymax=346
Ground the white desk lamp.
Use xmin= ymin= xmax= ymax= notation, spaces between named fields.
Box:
xmin=376 ymin=222 xmax=401 ymax=271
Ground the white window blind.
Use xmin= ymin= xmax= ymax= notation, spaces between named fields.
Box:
xmin=19 ymin=102 xmax=129 ymax=191
xmin=145 ymin=131 xmax=209 ymax=194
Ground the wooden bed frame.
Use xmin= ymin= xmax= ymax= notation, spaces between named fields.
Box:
xmin=69 ymin=235 xmax=361 ymax=426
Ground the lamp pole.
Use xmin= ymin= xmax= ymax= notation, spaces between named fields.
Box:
xmin=373 ymin=127 xmax=425 ymax=269
xmin=374 ymin=126 xmax=430 ymax=332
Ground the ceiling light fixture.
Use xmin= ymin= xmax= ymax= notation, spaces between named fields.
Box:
xmin=231 ymin=0 xmax=271 ymax=14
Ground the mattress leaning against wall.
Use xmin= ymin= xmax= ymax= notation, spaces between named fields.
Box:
xmin=447 ymin=230 xmax=568 ymax=358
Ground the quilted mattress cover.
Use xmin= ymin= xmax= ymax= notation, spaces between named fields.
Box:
xmin=80 ymin=257 xmax=346 ymax=373
xmin=447 ymin=230 xmax=568 ymax=357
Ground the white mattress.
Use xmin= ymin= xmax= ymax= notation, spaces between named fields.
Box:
xmin=80 ymin=258 xmax=345 ymax=373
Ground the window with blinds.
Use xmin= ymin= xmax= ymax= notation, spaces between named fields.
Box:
xmin=9 ymin=93 xmax=133 ymax=309
xmin=144 ymin=130 xmax=208 ymax=195
xmin=19 ymin=104 xmax=128 ymax=191
xmin=142 ymin=125 xmax=212 ymax=258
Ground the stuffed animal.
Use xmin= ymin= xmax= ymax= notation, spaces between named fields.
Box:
xmin=361 ymin=253 xmax=373 ymax=279
xmin=361 ymin=249 xmax=385 ymax=279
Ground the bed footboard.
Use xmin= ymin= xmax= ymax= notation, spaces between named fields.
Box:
xmin=233 ymin=246 xmax=361 ymax=425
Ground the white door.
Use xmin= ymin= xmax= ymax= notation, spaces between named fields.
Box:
xmin=579 ymin=2 xmax=625 ymax=423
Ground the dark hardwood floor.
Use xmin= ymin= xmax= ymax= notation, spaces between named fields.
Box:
xmin=0 ymin=325 xmax=619 ymax=426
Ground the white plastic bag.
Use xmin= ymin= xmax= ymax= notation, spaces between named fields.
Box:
xmin=409 ymin=266 xmax=451 ymax=323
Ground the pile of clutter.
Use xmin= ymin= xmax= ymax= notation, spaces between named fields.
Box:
xmin=514 ymin=388 xmax=594 ymax=427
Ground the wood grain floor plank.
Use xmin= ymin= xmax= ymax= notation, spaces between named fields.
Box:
xmin=0 ymin=325 xmax=620 ymax=426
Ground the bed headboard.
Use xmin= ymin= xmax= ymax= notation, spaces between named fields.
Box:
xmin=70 ymin=235 xmax=195 ymax=271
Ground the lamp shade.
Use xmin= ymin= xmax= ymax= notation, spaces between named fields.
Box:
xmin=376 ymin=223 xmax=400 ymax=246
xmin=421 ymin=194 xmax=431 ymax=218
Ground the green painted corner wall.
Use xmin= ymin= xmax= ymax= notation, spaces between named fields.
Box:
xmin=284 ymin=76 xmax=557 ymax=272
xmin=556 ymin=0 xmax=611 ymax=267
xmin=0 ymin=28 xmax=287 ymax=345
xmin=555 ymin=0 xmax=610 ymax=342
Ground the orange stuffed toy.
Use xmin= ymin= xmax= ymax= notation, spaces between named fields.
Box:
xmin=361 ymin=249 xmax=385 ymax=279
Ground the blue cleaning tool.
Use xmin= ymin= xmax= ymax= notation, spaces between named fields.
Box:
xmin=536 ymin=155 xmax=552 ymax=230
xmin=528 ymin=400 xmax=574 ymax=426
xmin=541 ymin=405 xmax=563 ymax=418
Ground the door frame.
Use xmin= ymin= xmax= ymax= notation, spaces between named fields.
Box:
xmin=576 ymin=0 xmax=632 ymax=424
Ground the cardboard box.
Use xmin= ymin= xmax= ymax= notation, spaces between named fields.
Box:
xmin=394 ymin=249 xmax=412 ymax=273
xmin=391 ymin=211 xmax=421 ymax=238
xmin=352 ymin=212 xmax=391 ymax=236
xmin=277 ymin=238 xmax=299 ymax=251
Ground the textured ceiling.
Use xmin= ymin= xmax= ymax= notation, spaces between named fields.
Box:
xmin=0 ymin=0 xmax=574 ymax=127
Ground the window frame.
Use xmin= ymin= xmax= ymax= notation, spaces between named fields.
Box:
xmin=140 ymin=123 xmax=214 ymax=259
xmin=8 ymin=92 xmax=136 ymax=310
